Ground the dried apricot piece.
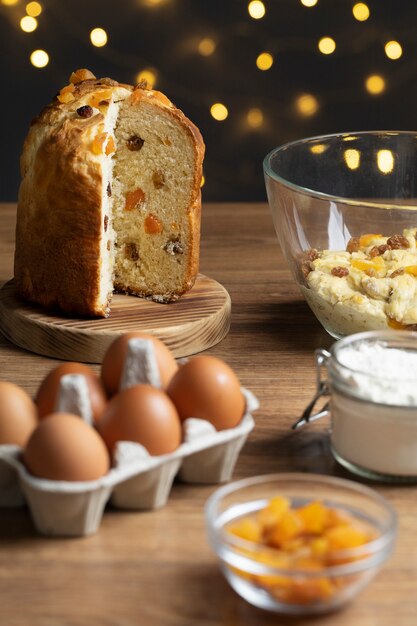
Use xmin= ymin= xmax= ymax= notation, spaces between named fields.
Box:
xmin=258 ymin=496 xmax=290 ymax=532
xmin=105 ymin=136 xmax=116 ymax=155
xmin=57 ymin=83 xmax=75 ymax=103
xmin=89 ymin=89 xmax=113 ymax=109
xmin=70 ymin=68 xmax=96 ymax=84
xmin=326 ymin=524 xmax=370 ymax=551
xmin=359 ymin=233 xmax=383 ymax=248
xmin=296 ymin=501 xmax=328 ymax=535
xmin=351 ymin=256 xmax=385 ymax=276
xmin=228 ymin=518 xmax=262 ymax=543
xmin=125 ymin=188 xmax=146 ymax=211
xmin=144 ymin=214 xmax=163 ymax=234
xmin=91 ymin=132 xmax=108 ymax=155
xmin=267 ymin=510 xmax=304 ymax=547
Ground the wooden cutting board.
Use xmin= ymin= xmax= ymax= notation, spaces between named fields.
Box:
xmin=0 ymin=275 xmax=231 ymax=363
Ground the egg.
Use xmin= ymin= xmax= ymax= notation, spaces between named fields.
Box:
xmin=167 ymin=356 xmax=246 ymax=430
xmin=23 ymin=413 xmax=110 ymax=481
xmin=101 ymin=332 xmax=178 ymax=395
xmin=0 ymin=382 xmax=38 ymax=446
xmin=98 ymin=385 xmax=181 ymax=456
xmin=35 ymin=363 xmax=107 ymax=424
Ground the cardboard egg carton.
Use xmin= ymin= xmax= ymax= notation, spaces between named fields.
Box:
xmin=0 ymin=388 xmax=257 ymax=537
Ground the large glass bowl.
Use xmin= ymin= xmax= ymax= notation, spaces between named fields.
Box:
xmin=264 ymin=131 xmax=417 ymax=338
xmin=205 ymin=473 xmax=396 ymax=615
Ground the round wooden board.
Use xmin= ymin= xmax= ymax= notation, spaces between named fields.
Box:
xmin=0 ymin=275 xmax=231 ymax=363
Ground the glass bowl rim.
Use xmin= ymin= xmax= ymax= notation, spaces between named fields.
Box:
xmin=205 ymin=472 xmax=397 ymax=577
xmin=263 ymin=130 xmax=417 ymax=211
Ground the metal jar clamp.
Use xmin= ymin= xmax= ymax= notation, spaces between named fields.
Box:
xmin=292 ymin=348 xmax=331 ymax=430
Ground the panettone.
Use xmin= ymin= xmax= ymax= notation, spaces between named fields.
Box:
xmin=14 ymin=69 xmax=205 ymax=317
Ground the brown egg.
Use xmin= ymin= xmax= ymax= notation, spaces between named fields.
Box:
xmin=101 ymin=332 xmax=178 ymax=395
xmin=0 ymin=382 xmax=38 ymax=446
xmin=36 ymin=362 xmax=107 ymax=424
xmin=23 ymin=413 xmax=110 ymax=481
xmin=167 ymin=356 xmax=246 ymax=430
xmin=98 ymin=385 xmax=181 ymax=455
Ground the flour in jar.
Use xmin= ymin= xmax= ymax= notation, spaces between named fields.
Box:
xmin=336 ymin=341 xmax=417 ymax=406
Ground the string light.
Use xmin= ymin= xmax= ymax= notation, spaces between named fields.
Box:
xmin=300 ymin=0 xmax=318 ymax=7
xmin=198 ymin=38 xmax=216 ymax=56
xmin=90 ymin=28 xmax=108 ymax=48
xmin=210 ymin=103 xmax=228 ymax=121
xmin=30 ymin=49 xmax=49 ymax=68
xmin=385 ymin=41 xmax=402 ymax=60
xmin=352 ymin=3 xmax=370 ymax=21
xmin=344 ymin=149 xmax=361 ymax=170
xmin=377 ymin=149 xmax=394 ymax=174
xmin=248 ymin=1 xmax=265 ymax=20
xmin=256 ymin=52 xmax=273 ymax=70
xmin=296 ymin=94 xmax=319 ymax=116
xmin=247 ymin=108 xmax=263 ymax=128
xmin=365 ymin=74 xmax=385 ymax=95
xmin=26 ymin=1 xmax=42 ymax=16
xmin=318 ymin=37 xmax=336 ymax=55
xmin=1 ymin=0 xmax=19 ymax=5
xmin=20 ymin=15 xmax=37 ymax=32
xmin=136 ymin=68 xmax=157 ymax=87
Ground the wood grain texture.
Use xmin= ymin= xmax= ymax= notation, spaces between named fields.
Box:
xmin=0 ymin=202 xmax=416 ymax=626
xmin=0 ymin=275 xmax=231 ymax=362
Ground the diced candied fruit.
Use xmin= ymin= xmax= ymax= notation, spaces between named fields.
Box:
xmin=297 ymin=501 xmax=328 ymax=535
xmin=105 ymin=136 xmax=116 ymax=155
xmin=405 ymin=265 xmax=417 ymax=276
xmin=225 ymin=496 xmax=376 ymax=607
xmin=258 ymin=496 xmax=290 ymax=531
xmin=267 ymin=510 xmax=304 ymax=547
xmin=351 ymin=257 xmax=385 ymax=275
xmin=57 ymin=83 xmax=75 ymax=103
xmin=70 ymin=68 xmax=96 ymax=84
xmin=91 ymin=133 xmax=108 ymax=155
xmin=388 ymin=318 xmax=407 ymax=330
xmin=89 ymin=89 xmax=113 ymax=109
xmin=324 ymin=507 xmax=351 ymax=529
xmin=325 ymin=525 xmax=370 ymax=551
xmin=125 ymin=188 xmax=146 ymax=211
xmin=359 ymin=233 xmax=383 ymax=248
xmin=310 ymin=537 xmax=329 ymax=558
xmin=229 ymin=518 xmax=262 ymax=543
xmin=144 ymin=214 xmax=163 ymax=234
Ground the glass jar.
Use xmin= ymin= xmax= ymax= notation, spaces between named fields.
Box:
xmin=296 ymin=330 xmax=417 ymax=482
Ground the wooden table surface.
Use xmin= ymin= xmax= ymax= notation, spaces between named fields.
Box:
xmin=0 ymin=202 xmax=415 ymax=626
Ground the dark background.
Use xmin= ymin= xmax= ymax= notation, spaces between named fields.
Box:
xmin=1 ymin=0 xmax=417 ymax=202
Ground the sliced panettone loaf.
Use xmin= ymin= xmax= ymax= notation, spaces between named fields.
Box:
xmin=14 ymin=69 xmax=205 ymax=317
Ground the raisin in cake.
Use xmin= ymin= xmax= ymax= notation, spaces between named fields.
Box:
xmin=14 ymin=69 xmax=205 ymax=317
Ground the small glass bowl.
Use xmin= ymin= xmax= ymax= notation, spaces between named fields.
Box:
xmin=205 ymin=473 xmax=396 ymax=615
xmin=264 ymin=131 xmax=417 ymax=339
